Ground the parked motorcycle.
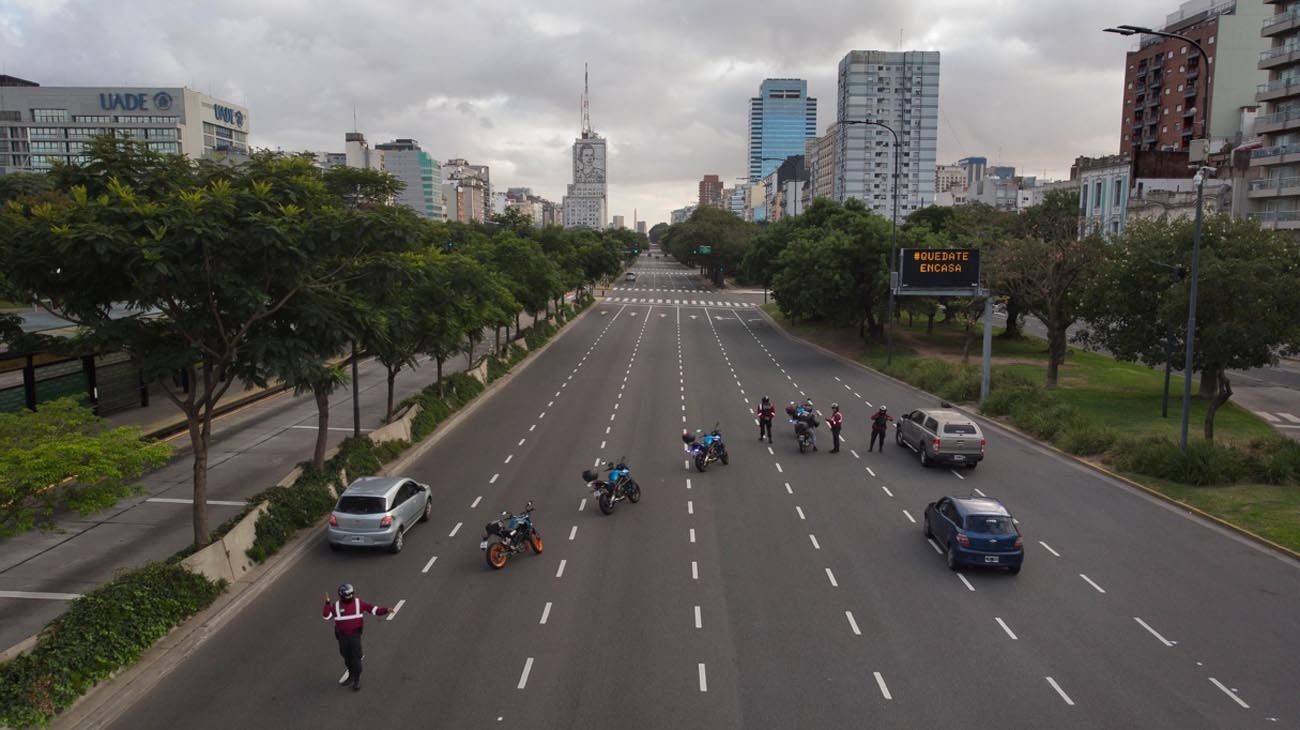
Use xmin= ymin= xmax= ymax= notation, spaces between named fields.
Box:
xmin=583 ymin=458 xmax=641 ymax=515
xmin=481 ymin=501 xmax=543 ymax=569
xmin=682 ymin=424 xmax=729 ymax=472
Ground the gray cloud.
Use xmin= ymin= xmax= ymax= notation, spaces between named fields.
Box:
xmin=3 ymin=0 xmax=1177 ymax=224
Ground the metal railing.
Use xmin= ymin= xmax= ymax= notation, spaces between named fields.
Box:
xmin=1263 ymin=6 xmax=1300 ymax=31
xmin=1251 ymin=143 xmax=1300 ymax=158
xmin=1248 ymin=176 xmax=1300 ymax=191
xmin=1257 ymin=77 xmax=1300 ymax=95
xmin=1249 ymin=210 xmax=1300 ymax=222
xmin=1255 ymin=107 xmax=1300 ymax=126
xmin=1260 ymin=44 xmax=1300 ymax=63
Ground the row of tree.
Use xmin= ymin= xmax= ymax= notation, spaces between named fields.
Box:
xmin=655 ymin=193 xmax=1300 ymax=441
xmin=0 ymin=138 xmax=638 ymax=546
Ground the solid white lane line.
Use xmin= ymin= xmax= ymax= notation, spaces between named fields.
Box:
xmin=825 ymin=568 xmax=838 ymax=587
xmin=692 ymin=561 xmax=699 ymax=580
xmin=449 ymin=522 xmax=463 ymax=537
xmin=784 ymin=482 xmax=793 ymax=494
xmin=504 ymin=454 xmax=514 ymax=464
xmin=809 ymin=534 xmax=821 ymax=549
xmin=881 ymin=485 xmax=893 ymax=497
xmin=972 ymin=488 xmax=986 ymax=497
xmin=687 ymin=500 xmax=694 ymax=515
xmin=698 ymin=663 xmax=708 ymax=692
xmin=996 ymin=617 xmax=1018 ymax=640
xmin=902 ymin=509 xmax=916 ymax=523
xmin=578 ymin=498 xmax=587 ymax=512
xmin=470 ymin=496 xmax=482 ymax=509
xmin=850 ymin=449 xmax=860 ymax=459
xmin=775 ymin=462 xmax=783 ymax=473
xmin=517 ymin=657 xmax=534 ymax=689
xmin=846 ymin=611 xmax=862 ymax=636
xmin=874 ymin=672 xmax=892 ymax=700
xmin=1045 ymin=677 xmax=1074 ymax=706
xmin=957 ymin=573 xmax=975 ymax=591
xmin=689 ymin=528 xmax=696 ymax=543
xmin=1038 ymin=540 xmax=1061 ymax=557
xmin=1208 ymin=677 xmax=1250 ymax=708
xmin=555 ymin=560 xmax=567 ymax=578
xmin=490 ymin=473 xmax=500 ymax=484
xmin=540 ymin=602 xmax=553 ymax=624
xmin=796 ymin=506 xmax=806 ymax=520
xmin=0 ymin=590 xmax=82 ymax=600
xmin=421 ymin=555 xmax=438 ymax=573
xmin=866 ymin=467 xmax=876 ymax=477
xmin=694 ymin=605 xmax=702 ymax=629
xmin=386 ymin=599 xmax=405 ymax=620
xmin=1133 ymin=617 xmax=1174 ymax=647
xmin=1080 ymin=574 xmax=1107 ymax=594
xmin=568 ymin=525 xmax=577 ymax=541
xmin=951 ymin=469 xmax=965 ymax=480
xmin=927 ymin=538 xmax=943 ymax=554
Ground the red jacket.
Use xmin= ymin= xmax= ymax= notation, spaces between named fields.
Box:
xmin=871 ymin=412 xmax=894 ymax=432
xmin=829 ymin=411 xmax=844 ymax=429
xmin=757 ymin=403 xmax=776 ymax=422
xmin=323 ymin=597 xmax=390 ymax=635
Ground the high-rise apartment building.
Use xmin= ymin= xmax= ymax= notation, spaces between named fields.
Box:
xmin=444 ymin=158 xmax=492 ymax=222
xmin=0 ymin=76 xmax=250 ymax=173
xmin=698 ymin=174 xmax=724 ymax=208
xmin=612 ymin=214 xmax=625 ymax=229
xmin=808 ymin=123 xmax=840 ymax=202
xmin=374 ymin=138 xmax=444 ymax=220
xmin=957 ymin=156 xmax=987 ymax=189
xmin=834 ymin=50 xmax=940 ymax=217
xmin=936 ymin=163 xmax=966 ymax=193
xmin=1119 ymin=0 xmax=1268 ymax=156
xmin=748 ymin=79 xmax=817 ymax=182
xmin=636 ymin=220 xmax=647 ymax=235
xmin=1250 ymin=0 xmax=1300 ymax=229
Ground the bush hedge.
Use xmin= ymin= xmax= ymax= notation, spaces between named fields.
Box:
xmin=0 ymin=563 xmax=223 ymax=727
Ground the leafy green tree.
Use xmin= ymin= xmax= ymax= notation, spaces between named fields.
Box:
xmin=1081 ymin=215 xmax=1300 ymax=439
xmin=0 ymin=397 xmax=170 ymax=537
xmin=0 ymin=139 xmax=377 ymax=546
xmin=648 ymin=222 xmax=670 ymax=244
xmin=661 ymin=207 xmax=754 ymax=283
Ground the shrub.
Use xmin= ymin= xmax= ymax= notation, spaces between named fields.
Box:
xmin=561 ymin=303 xmax=576 ymax=319
xmin=979 ymin=386 xmax=1034 ymax=417
xmin=1108 ymin=436 xmax=1250 ymax=486
xmin=1057 ymin=421 xmax=1117 ymax=456
xmin=328 ymin=436 xmax=383 ymax=481
xmin=937 ymin=366 xmax=981 ymax=403
xmin=0 ymin=563 xmax=223 ymax=727
xmin=246 ymin=470 xmax=336 ymax=563
xmin=487 ymin=356 xmax=508 ymax=383
xmin=507 ymin=343 xmax=528 ymax=366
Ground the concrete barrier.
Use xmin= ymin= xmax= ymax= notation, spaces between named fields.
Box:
xmin=467 ymin=360 xmax=490 ymax=384
xmin=180 ymin=502 xmax=269 ymax=584
xmin=369 ymin=403 xmax=420 ymax=444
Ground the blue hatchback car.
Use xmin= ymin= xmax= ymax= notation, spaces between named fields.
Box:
xmin=923 ymin=495 xmax=1024 ymax=574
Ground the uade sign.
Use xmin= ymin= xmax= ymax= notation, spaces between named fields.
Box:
xmin=899 ymin=248 xmax=981 ymax=289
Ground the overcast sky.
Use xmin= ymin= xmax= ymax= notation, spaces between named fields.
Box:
xmin=2 ymin=0 xmax=1181 ymax=225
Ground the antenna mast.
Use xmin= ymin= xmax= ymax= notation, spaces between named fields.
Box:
xmin=581 ymin=62 xmax=592 ymax=138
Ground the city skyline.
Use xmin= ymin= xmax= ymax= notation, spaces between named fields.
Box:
xmin=2 ymin=0 xmax=1191 ymax=224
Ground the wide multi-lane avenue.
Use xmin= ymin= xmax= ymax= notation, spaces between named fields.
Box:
xmin=108 ymin=254 xmax=1300 ymax=729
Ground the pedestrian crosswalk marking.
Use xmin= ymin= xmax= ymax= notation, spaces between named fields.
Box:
xmin=1256 ymin=412 xmax=1281 ymax=422
xmin=1279 ymin=412 xmax=1300 ymax=424
xmin=604 ymin=297 xmax=756 ymax=308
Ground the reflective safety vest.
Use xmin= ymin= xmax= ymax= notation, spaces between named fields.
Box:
xmin=323 ymin=597 xmax=388 ymax=634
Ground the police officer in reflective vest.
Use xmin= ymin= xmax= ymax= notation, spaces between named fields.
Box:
xmin=323 ymin=583 xmax=391 ymax=691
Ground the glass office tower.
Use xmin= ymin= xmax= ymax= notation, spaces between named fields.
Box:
xmin=748 ymin=79 xmax=817 ymax=182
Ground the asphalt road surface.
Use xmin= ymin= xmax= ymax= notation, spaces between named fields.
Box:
xmin=108 ymin=254 xmax=1300 ymax=729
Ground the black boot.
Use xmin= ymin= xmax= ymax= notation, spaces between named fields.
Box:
xmin=352 ymin=678 xmax=362 ymax=692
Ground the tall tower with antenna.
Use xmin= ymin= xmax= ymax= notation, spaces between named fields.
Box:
xmin=580 ymin=62 xmax=592 ymax=139
xmin=563 ymin=62 xmax=607 ymax=229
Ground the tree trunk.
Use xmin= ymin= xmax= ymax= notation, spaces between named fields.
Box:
xmin=515 ymin=312 xmax=521 ymax=333
xmin=385 ymin=366 xmax=397 ymax=423
xmin=494 ymin=326 xmax=501 ymax=356
xmin=926 ymin=311 xmax=936 ymax=335
xmin=999 ymin=298 xmax=1023 ymax=339
xmin=962 ymin=317 xmax=974 ymax=365
xmin=188 ymin=409 xmax=209 ymax=547
xmin=1198 ymin=368 xmax=1219 ymax=399
xmin=312 ymin=385 xmax=330 ymax=471
xmin=465 ymin=338 xmax=476 ymax=368
xmin=436 ymin=356 xmax=445 ymax=398
xmin=907 ymin=310 xmax=913 ymax=327
xmin=1203 ymin=369 xmax=1233 ymax=442
xmin=1045 ymin=323 xmax=1068 ymax=389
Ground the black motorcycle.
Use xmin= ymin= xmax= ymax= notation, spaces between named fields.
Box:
xmin=584 ymin=459 xmax=641 ymax=515
xmin=481 ymin=501 xmax=543 ymax=569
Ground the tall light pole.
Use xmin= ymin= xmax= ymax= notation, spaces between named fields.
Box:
xmin=1105 ymin=24 xmax=1211 ymax=450
xmin=843 ymin=119 xmax=900 ymax=366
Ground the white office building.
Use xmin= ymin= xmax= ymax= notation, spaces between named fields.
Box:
xmin=0 ymin=77 xmax=249 ymax=173
xmin=374 ymin=138 xmax=444 ymax=220
xmin=833 ymin=51 xmax=940 ymax=217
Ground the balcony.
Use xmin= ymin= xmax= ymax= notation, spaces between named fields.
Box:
xmin=1248 ymin=176 xmax=1300 ymax=197
xmin=1263 ymin=5 xmax=1300 ymax=36
xmin=1256 ymin=106 xmax=1300 ymax=134
xmin=1260 ymin=44 xmax=1300 ymax=69
xmin=1257 ymin=76 xmax=1300 ymax=102
xmin=1250 ymin=142 xmax=1300 ymax=166
xmin=1249 ymin=210 xmax=1300 ymax=230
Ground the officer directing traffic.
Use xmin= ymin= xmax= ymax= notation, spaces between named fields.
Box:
xmin=323 ymin=583 xmax=391 ymax=691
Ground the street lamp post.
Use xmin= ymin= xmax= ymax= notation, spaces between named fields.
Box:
xmin=1105 ymin=24 xmax=1211 ymax=450
xmin=843 ymin=119 xmax=900 ymax=366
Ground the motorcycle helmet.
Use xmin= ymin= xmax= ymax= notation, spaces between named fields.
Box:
xmin=338 ymin=583 xmax=354 ymax=599
xmin=879 ymin=405 xmax=888 ymax=412
xmin=831 ymin=403 xmax=839 ymax=410
xmin=761 ymin=395 xmax=771 ymax=404
xmin=582 ymin=468 xmax=598 ymax=482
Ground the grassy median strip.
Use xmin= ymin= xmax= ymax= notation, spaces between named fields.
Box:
xmin=762 ymin=305 xmax=1300 ymax=554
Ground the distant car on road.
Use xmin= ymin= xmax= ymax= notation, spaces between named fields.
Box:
xmin=924 ymin=495 xmax=1023 ymax=573
xmin=625 ymin=272 xmax=637 ymax=282
xmin=897 ymin=407 xmax=985 ymax=468
xmin=327 ymin=476 xmax=432 ymax=554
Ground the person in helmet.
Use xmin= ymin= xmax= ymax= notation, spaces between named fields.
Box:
xmin=869 ymin=406 xmax=893 ymax=452
xmin=323 ymin=583 xmax=391 ymax=691
xmin=829 ymin=403 xmax=844 ymax=453
xmin=794 ymin=398 xmax=819 ymax=451
xmin=756 ymin=396 xmax=776 ymax=443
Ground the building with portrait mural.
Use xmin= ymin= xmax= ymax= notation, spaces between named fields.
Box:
xmin=563 ymin=66 xmax=608 ymax=229
xmin=0 ymin=76 xmax=249 ymax=173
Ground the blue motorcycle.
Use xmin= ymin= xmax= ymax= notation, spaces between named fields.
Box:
xmin=683 ymin=423 xmax=729 ymax=472
xmin=481 ymin=501 xmax=542 ymax=570
xmin=583 ymin=458 xmax=641 ymax=515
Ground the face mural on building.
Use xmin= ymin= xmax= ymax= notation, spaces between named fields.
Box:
xmin=574 ymin=142 xmax=605 ymax=183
